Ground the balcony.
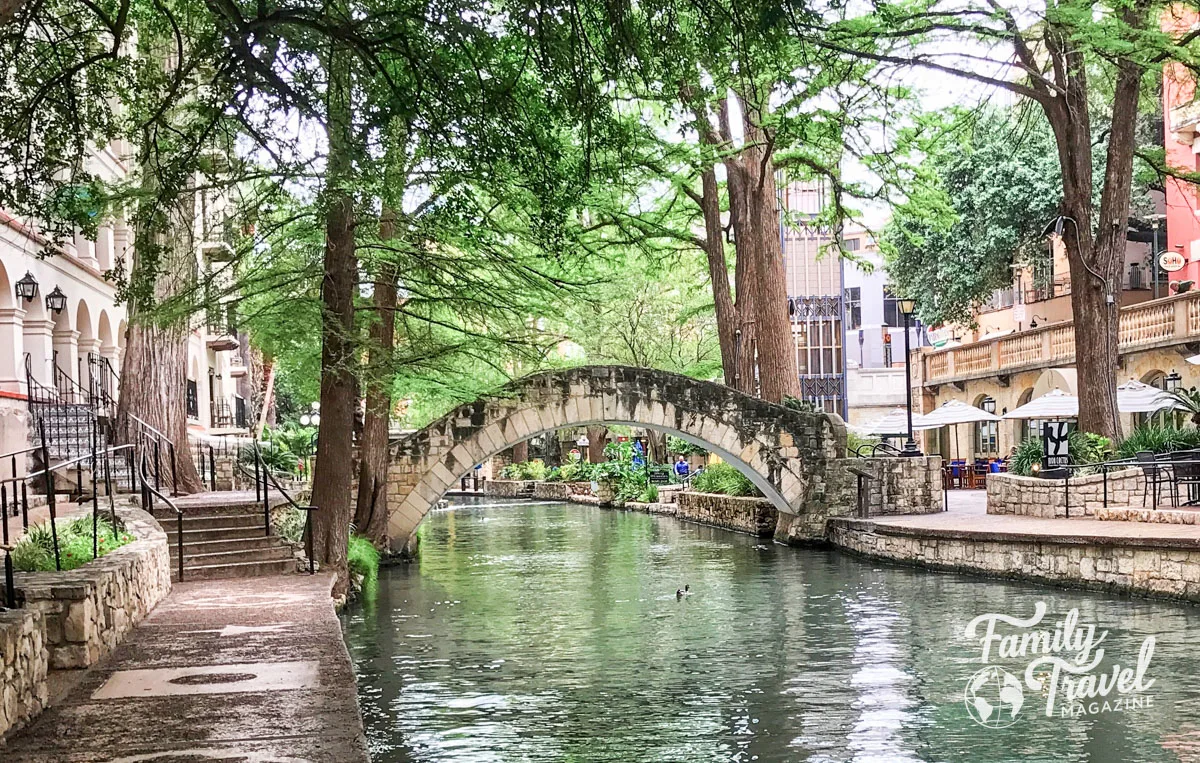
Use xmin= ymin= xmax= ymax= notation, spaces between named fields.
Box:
xmin=919 ymin=291 xmax=1200 ymax=387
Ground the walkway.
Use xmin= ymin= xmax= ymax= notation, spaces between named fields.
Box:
xmin=866 ymin=489 xmax=1200 ymax=548
xmin=3 ymin=574 xmax=367 ymax=762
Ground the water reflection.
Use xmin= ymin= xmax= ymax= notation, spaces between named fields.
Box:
xmin=342 ymin=499 xmax=1200 ymax=762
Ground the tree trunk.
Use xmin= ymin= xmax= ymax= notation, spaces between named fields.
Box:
xmin=354 ymin=212 xmax=398 ymax=546
xmin=742 ymin=125 xmax=801 ymax=403
xmin=1038 ymin=35 xmax=1141 ymax=442
xmin=699 ymin=167 xmax=739 ymax=387
xmin=586 ymin=426 xmax=608 ymax=463
xmin=309 ymin=32 xmax=356 ymax=595
xmin=512 ymin=440 xmax=529 ymax=462
xmin=116 ymin=180 xmax=203 ymax=494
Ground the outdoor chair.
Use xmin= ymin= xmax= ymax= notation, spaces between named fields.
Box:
xmin=1169 ymin=450 xmax=1200 ymax=506
xmin=1138 ymin=451 xmax=1177 ymax=508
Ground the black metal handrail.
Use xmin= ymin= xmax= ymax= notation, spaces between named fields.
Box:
xmin=138 ymin=449 xmax=184 ymax=581
xmin=238 ymin=441 xmax=317 ymax=574
xmin=852 ymin=441 xmax=903 ymax=458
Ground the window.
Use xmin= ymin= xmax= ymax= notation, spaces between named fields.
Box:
xmin=186 ymin=380 xmax=199 ymax=419
xmin=844 ymin=287 xmax=862 ymax=329
xmin=234 ymin=397 xmax=248 ymax=428
xmin=843 ymin=237 xmax=861 ymax=252
xmin=883 ymin=287 xmax=903 ymax=327
xmin=976 ymin=397 xmax=998 ymax=455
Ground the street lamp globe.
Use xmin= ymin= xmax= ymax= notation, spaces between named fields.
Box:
xmin=898 ymin=298 xmax=916 ymax=316
xmin=45 ymin=286 xmax=67 ymax=314
xmin=311 ymin=413 xmax=321 ymax=426
xmin=14 ymin=271 xmax=38 ymax=302
xmin=300 ymin=414 xmax=311 ymax=426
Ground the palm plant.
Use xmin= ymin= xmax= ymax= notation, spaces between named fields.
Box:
xmin=1167 ymin=386 xmax=1200 ymax=427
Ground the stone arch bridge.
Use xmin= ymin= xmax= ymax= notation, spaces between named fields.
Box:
xmin=386 ymin=366 xmax=940 ymax=552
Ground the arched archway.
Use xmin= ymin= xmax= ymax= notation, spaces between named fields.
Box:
xmin=1015 ymin=387 xmax=1035 ymax=442
xmin=386 ymin=366 xmax=849 ymax=552
xmin=0 ymin=260 xmax=13 ymax=310
xmin=971 ymin=393 xmax=998 ymax=457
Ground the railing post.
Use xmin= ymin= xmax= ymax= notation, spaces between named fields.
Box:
xmin=1 ymin=483 xmax=8 ymax=546
xmin=1102 ymin=465 xmax=1109 ymax=509
xmin=3 ymin=549 xmax=14 ymax=609
xmin=39 ymin=420 xmax=61 ymax=571
xmin=208 ymin=445 xmax=216 ymax=490
xmin=169 ymin=443 xmax=178 ymax=497
xmin=305 ymin=509 xmax=315 ymax=575
xmin=261 ymin=453 xmax=271 ymax=537
xmin=177 ymin=512 xmax=184 ymax=582
xmin=154 ymin=440 xmax=161 ymax=490
xmin=91 ymin=421 xmax=99 ymax=559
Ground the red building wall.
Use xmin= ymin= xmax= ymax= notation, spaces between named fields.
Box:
xmin=1162 ymin=5 xmax=1200 ymax=286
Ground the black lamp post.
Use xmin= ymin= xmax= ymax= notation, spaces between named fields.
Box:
xmin=14 ymin=271 xmax=38 ymax=303
xmin=899 ymin=297 xmax=923 ymax=457
xmin=45 ymin=286 xmax=66 ymax=314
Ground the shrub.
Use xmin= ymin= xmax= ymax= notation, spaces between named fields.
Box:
xmin=638 ymin=484 xmax=659 ymax=504
xmin=11 ymin=516 xmax=135 ymax=572
xmin=499 ymin=460 xmax=547 ymax=480
xmin=1117 ymin=424 xmax=1200 ymax=459
xmin=666 ymin=435 xmax=706 ymax=456
xmin=347 ymin=534 xmax=380 ymax=586
xmin=1009 ymin=437 xmax=1043 ymax=477
xmin=847 ymin=431 xmax=881 ymax=456
xmin=691 ymin=462 xmax=761 ymax=497
xmin=1069 ymin=431 xmax=1113 ymax=467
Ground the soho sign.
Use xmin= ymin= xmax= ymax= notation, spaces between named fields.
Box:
xmin=1159 ymin=251 xmax=1186 ymax=272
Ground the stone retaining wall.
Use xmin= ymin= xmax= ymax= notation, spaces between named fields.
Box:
xmin=675 ymin=492 xmax=777 ymax=537
xmin=986 ymin=469 xmax=1145 ymax=518
xmin=483 ymin=479 xmax=536 ymax=498
xmin=0 ymin=502 xmax=171 ymax=741
xmin=776 ymin=456 xmax=943 ymax=543
xmin=0 ymin=609 xmax=47 ymax=741
xmin=828 ymin=518 xmax=1200 ymax=602
xmin=531 ymin=482 xmax=592 ymax=500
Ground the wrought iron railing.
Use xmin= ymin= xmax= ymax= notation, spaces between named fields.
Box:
xmin=235 ymin=441 xmax=317 ymax=573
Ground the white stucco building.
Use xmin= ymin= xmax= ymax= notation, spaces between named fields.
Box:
xmin=0 ymin=143 xmax=254 ymax=473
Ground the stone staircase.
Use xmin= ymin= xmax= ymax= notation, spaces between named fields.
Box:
xmin=152 ymin=498 xmax=295 ymax=581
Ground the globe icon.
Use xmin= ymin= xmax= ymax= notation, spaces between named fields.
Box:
xmin=964 ymin=666 xmax=1025 ymax=728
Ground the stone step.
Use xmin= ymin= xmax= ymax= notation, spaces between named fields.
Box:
xmin=165 ymin=525 xmax=268 ymax=542
xmin=172 ymin=557 xmax=294 ymax=582
xmin=158 ymin=512 xmax=263 ymax=530
xmin=175 ymin=544 xmax=293 ymax=567
xmin=168 ymin=535 xmax=285 ymax=555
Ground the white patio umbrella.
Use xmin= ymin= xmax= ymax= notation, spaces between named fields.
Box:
xmin=1002 ymin=389 xmax=1078 ymax=420
xmin=1116 ymin=379 xmax=1177 ymax=414
xmin=864 ymin=407 xmax=933 ymax=437
xmin=920 ymin=399 xmax=1002 ymax=462
xmin=920 ymin=399 xmax=1002 ymax=427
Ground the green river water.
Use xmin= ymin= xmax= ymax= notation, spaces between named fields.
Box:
xmin=341 ymin=497 xmax=1200 ymax=762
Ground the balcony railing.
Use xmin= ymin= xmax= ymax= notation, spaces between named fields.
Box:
xmin=920 ymin=291 xmax=1200 ymax=385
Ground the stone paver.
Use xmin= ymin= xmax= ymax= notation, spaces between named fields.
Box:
xmin=872 ymin=488 xmax=1200 ymax=547
xmin=2 ymin=573 xmax=367 ymax=762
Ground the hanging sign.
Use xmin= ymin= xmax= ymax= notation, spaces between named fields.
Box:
xmin=1159 ymin=251 xmax=1186 ymax=273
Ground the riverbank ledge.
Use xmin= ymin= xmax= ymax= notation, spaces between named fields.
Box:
xmin=0 ymin=501 xmax=170 ymax=740
xmin=829 ymin=516 xmax=1200 ymax=601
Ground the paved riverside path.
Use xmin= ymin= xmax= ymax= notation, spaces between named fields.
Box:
xmin=3 ymin=573 xmax=368 ymax=762
xmin=863 ymin=489 xmax=1200 ymax=547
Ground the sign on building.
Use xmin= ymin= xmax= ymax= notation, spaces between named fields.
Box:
xmin=1159 ymin=251 xmax=1186 ymax=273
xmin=1042 ymin=422 xmax=1070 ymax=468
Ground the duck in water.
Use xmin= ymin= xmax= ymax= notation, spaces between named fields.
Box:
xmin=676 ymin=585 xmax=691 ymax=599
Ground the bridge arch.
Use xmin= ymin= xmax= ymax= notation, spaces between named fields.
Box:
xmin=386 ymin=366 xmax=847 ymax=551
